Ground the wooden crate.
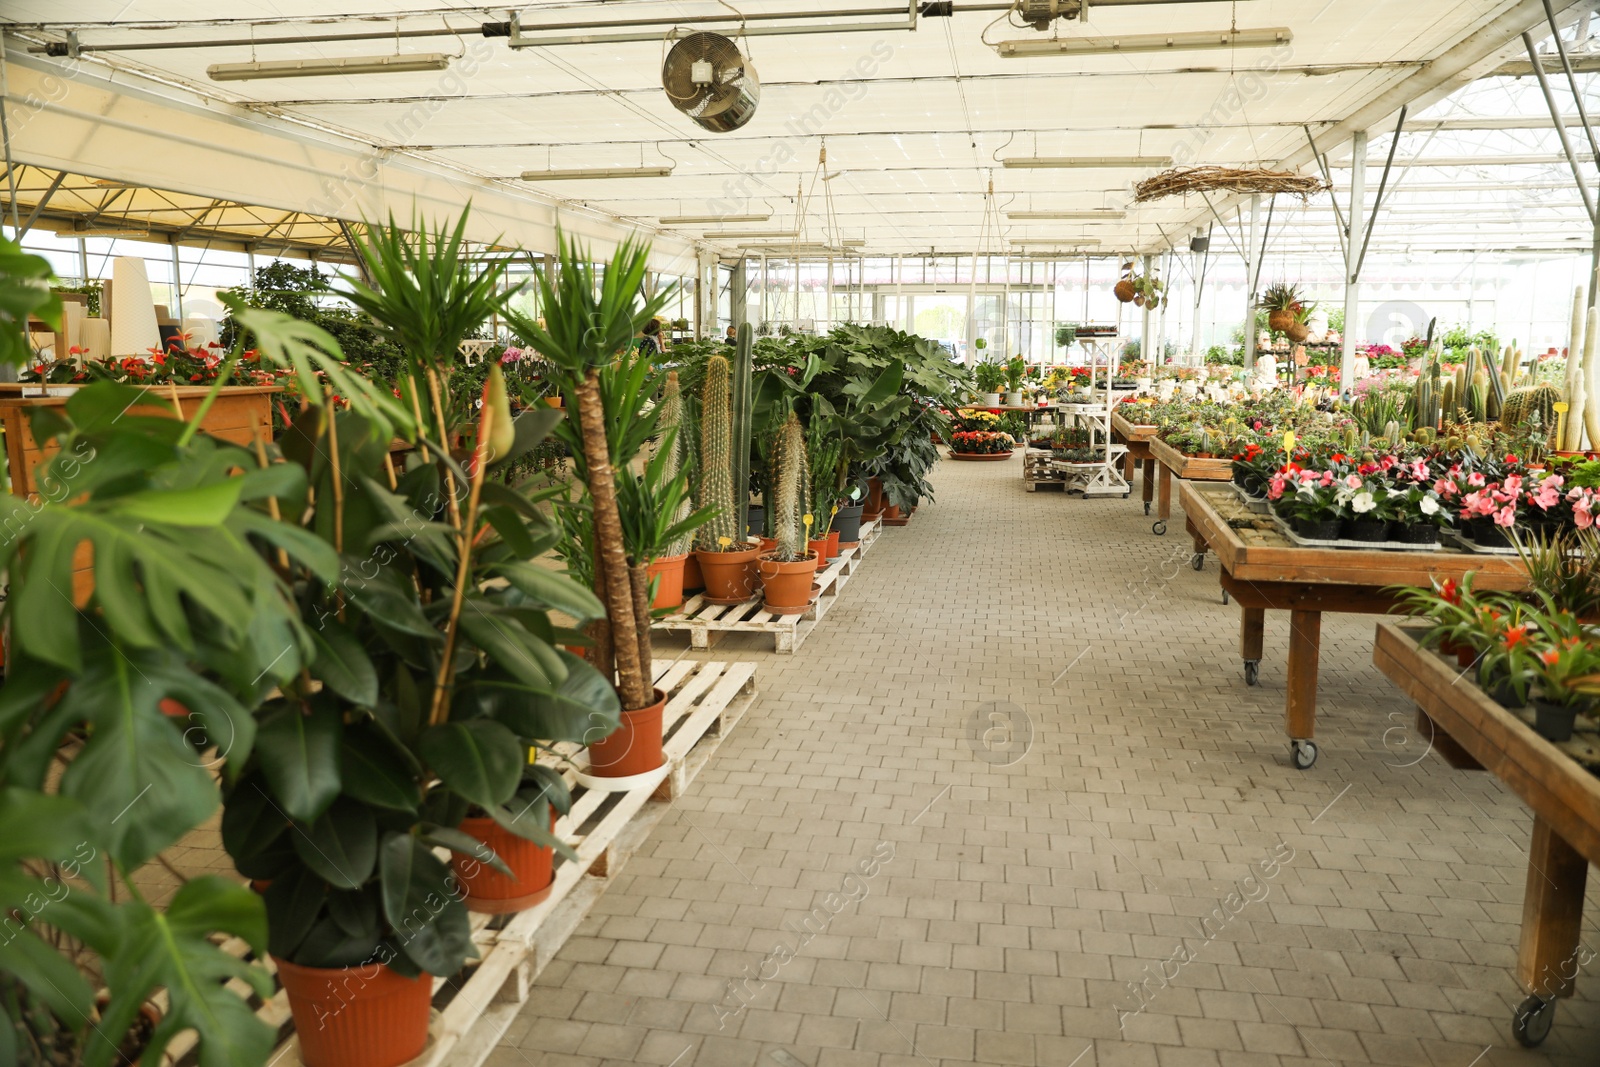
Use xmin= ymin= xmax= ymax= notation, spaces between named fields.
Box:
xmin=1022 ymin=448 xmax=1067 ymax=492
xmin=653 ymin=520 xmax=882 ymax=653
xmin=159 ymin=659 xmax=758 ymax=1067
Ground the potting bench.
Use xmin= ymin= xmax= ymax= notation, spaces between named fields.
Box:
xmin=1373 ymin=621 xmax=1598 ymax=1049
xmin=1179 ymin=482 xmax=1527 ymax=769
xmin=1148 ymin=435 xmax=1233 ymax=539
xmin=653 ymin=518 xmax=883 ymax=653
xmin=1110 ymin=409 xmax=1158 ymax=515
xmin=162 ymin=658 xmax=758 ymax=1067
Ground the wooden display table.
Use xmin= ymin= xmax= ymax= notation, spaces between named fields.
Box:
xmin=1373 ymin=621 xmax=1597 ymax=1048
xmin=1148 ymin=436 xmax=1232 ymax=537
xmin=1110 ymin=410 xmax=1158 ymax=515
xmin=1180 ymin=482 xmax=1527 ymax=768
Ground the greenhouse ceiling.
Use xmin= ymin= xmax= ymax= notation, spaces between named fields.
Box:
xmin=3 ymin=0 xmax=1599 ymax=263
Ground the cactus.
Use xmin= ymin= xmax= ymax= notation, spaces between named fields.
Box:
xmin=1342 ymin=425 xmax=1359 ymax=452
xmin=660 ymin=373 xmax=696 ymax=557
xmin=1413 ymin=426 xmax=1435 ymax=447
xmin=770 ymin=413 xmax=810 ymax=563
xmin=806 ymin=416 xmax=842 ymax=532
xmin=1501 ymin=344 xmax=1520 ymax=384
xmin=1384 ymin=420 xmax=1401 ymax=449
xmin=1469 ymin=369 xmax=1489 ymax=423
xmin=1441 ymin=379 xmax=1458 ymax=421
xmin=697 ymin=354 xmax=738 ymax=552
xmin=1501 ymin=383 xmax=1563 ymax=437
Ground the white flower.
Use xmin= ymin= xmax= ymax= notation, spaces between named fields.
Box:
xmin=1419 ymin=496 xmax=1440 ymax=517
xmin=1351 ymin=491 xmax=1376 ymax=514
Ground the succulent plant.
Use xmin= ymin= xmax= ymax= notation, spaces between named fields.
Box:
xmin=771 ymin=413 xmax=810 ymax=563
xmin=1501 ymin=382 xmax=1563 ymax=441
xmin=697 ymin=354 xmax=738 ymax=551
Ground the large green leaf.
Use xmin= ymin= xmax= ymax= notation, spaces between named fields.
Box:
xmin=309 ymin=619 xmax=379 ymax=706
xmin=489 ymin=560 xmax=605 ymax=622
xmin=378 ymin=832 xmax=475 ymax=976
xmin=461 ymin=653 xmax=620 ymax=744
xmin=91 ymin=879 xmax=274 ymax=1067
xmin=340 ymin=728 xmax=420 ymax=812
xmin=0 ymin=791 xmax=100 ymax=1024
xmin=419 ymin=720 xmax=522 ymax=809
xmin=458 ymin=609 xmax=567 ymax=690
xmin=0 ymin=236 xmax=61 ymax=368
xmin=255 ymin=701 xmax=343 ymax=822
xmin=291 ymin=797 xmax=377 ymax=890
xmin=106 ymin=478 xmax=245 ymax=527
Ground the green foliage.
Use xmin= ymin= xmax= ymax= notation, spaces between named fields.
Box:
xmin=697 ymin=354 xmax=738 ymax=551
xmin=973 ymin=360 xmax=1005 ymax=394
xmin=219 ymin=260 xmax=406 ymax=379
xmin=0 ymin=235 xmax=61 ymax=369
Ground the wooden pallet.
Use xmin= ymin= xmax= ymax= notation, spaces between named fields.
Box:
xmin=1023 ymin=448 xmax=1067 ymax=492
xmin=652 ymin=519 xmax=882 ymax=653
xmin=162 ymin=659 xmax=758 ymax=1067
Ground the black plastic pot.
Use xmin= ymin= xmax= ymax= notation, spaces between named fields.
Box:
xmin=1340 ymin=518 xmax=1388 ymax=542
xmin=1396 ymin=522 xmax=1440 ymax=545
xmin=1293 ymin=516 xmax=1341 ymax=541
xmin=746 ymin=506 xmax=765 ymax=541
xmin=1470 ymin=520 xmax=1513 ymax=548
xmin=1533 ymin=698 xmax=1579 ymax=742
xmin=831 ymin=502 xmax=865 ymax=543
xmin=1488 ymin=675 xmax=1527 ymax=710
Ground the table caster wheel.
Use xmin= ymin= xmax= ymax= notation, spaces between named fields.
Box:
xmin=1122 ymin=492 xmax=1130 ymax=499
xmin=1153 ymin=521 xmax=1167 ymax=536
xmin=1191 ymin=553 xmax=1206 ymax=571
xmin=1290 ymin=739 xmax=1318 ymax=770
xmin=1243 ymin=660 xmax=1259 ymax=686
xmin=1144 ymin=501 xmax=1151 ymax=515
xmin=1513 ymin=994 xmax=1553 ymax=1047
xmin=1221 ymin=590 xmax=1230 ymax=605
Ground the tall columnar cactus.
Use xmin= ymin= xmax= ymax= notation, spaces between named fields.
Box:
xmin=1501 ymin=344 xmax=1520 ymax=387
xmin=771 ymin=413 xmax=809 ymax=562
xmin=660 ymin=372 xmax=695 ymax=557
xmin=1441 ymin=378 xmax=1458 ymax=422
xmin=697 ymin=354 xmax=738 ymax=551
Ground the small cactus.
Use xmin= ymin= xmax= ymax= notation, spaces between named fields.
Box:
xmin=1384 ymin=420 xmax=1401 ymax=448
xmin=1342 ymin=425 xmax=1359 ymax=452
xmin=697 ymin=354 xmax=738 ymax=552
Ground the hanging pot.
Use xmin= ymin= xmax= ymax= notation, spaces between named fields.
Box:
xmin=452 ymin=811 xmax=558 ymax=914
xmin=1284 ymin=322 xmax=1311 ymax=343
xmin=1113 ymin=279 xmax=1137 ymax=303
xmin=274 ymin=957 xmax=432 ymax=1067
xmin=645 ymin=552 xmax=689 ymax=611
xmin=694 ymin=543 xmax=762 ymax=604
xmin=587 ymin=688 xmax=667 ymax=777
xmin=758 ymin=551 xmax=820 ymax=615
xmin=1267 ymin=309 xmax=1295 ymax=334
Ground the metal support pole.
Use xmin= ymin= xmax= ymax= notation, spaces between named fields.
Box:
xmin=170 ymin=241 xmax=184 ymax=321
xmin=1341 ymin=130 xmax=1368 ymax=394
xmin=1243 ymin=195 xmax=1261 ymax=373
xmin=77 ymin=237 xmax=89 ymax=285
xmin=1140 ymin=253 xmax=1154 ymax=362
xmin=1525 ymin=26 xmax=1599 ymax=308
xmin=730 ymin=256 xmax=748 ymax=334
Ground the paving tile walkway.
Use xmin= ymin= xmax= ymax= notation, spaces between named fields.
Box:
xmin=491 ymin=458 xmax=1600 ymax=1067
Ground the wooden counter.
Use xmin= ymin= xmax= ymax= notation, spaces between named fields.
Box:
xmin=1148 ymin=435 xmax=1234 ymax=537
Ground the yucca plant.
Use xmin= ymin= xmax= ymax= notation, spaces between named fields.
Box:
xmin=508 ymin=232 xmax=672 ymax=714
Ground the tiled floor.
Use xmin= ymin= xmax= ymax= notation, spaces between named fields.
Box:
xmin=490 ymin=458 xmax=1600 ymax=1067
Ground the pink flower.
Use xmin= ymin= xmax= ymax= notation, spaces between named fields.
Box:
xmin=1320 ymin=471 xmax=1335 ymax=487
xmin=1576 ymin=497 xmax=1595 ymax=529
xmin=1379 ymin=454 xmax=1398 ymax=471
xmin=1502 ymin=475 xmax=1523 ymax=494
xmin=1268 ymin=476 xmax=1286 ymax=501
xmin=1408 ymin=460 xmax=1429 ymax=481
xmin=1434 ymin=478 xmax=1458 ymax=498
xmin=1344 ymin=474 xmax=1363 ymax=489
xmin=1493 ymin=505 xmax=1517 ymax=527
xmin=1532 ymin=483 xmax=1562 ymax=511
xmin=1467 ymin=472 xmax=1486 ymax=487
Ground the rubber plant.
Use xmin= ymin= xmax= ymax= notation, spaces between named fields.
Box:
xmin=507 ymin=232 xmax=674 ymax=720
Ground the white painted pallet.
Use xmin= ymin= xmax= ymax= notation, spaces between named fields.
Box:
xmin=160 ymin=659 xmax=758 ymax=1067
xmin=651 ymin=519 xmax=883 ymax=654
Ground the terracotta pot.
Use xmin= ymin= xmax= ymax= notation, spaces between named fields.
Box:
xmin=826 ymin=529 xmax=840 ymax=558
xmin=694 ymin=543 xmax=761 ymax=604
xmin=645 ymin=552 xmax=689 ymax=611
xmin=451 ymin=812 xmax=557 ymax=914
xmin=274 ymin=956 xmax=431 ymax=1067
xmin=682 ymin=553 xmax=704 ymax=593
xmin=758 ymin=551 xmax=820 ymax=616
xmin=758 ymin=536 xmax=778 ymax=553
xmin=1267 ymin=309 xmax=1294 ymax=333
xmin=808 ymin=537 xmax=830 ymax=564
xmin=883 ymin=504 xmax=910 ymax=527
xmin=1113 ymin=279 xmax=1136 ymax=303
xmin=865 ymin=477 xmax=885 ymax=516
xmin=542 ymin=396 xmax=563 ymax=408
xmin=159 ymin=698 xmax=189 ymax=718
xmin=587 ymin=688 xmax=667 ymax=777
xmin=1456 ymin=646 xmax=1477 ymax=669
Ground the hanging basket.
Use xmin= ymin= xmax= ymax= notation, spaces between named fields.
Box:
xmin=1134 ymin=167 xmax=1328 ymax=204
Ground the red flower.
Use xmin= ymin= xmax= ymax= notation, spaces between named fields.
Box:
xmin=1502 ymin=625 xmax=1528 ymax=649
xmin=1440 ymin=578 xmax=1460 ymax=605
xmin=1541 ymin=649 xmax=1560 ymax=666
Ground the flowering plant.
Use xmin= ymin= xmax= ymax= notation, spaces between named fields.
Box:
xmin=950 ymin=430 xmax=1014 ymax=455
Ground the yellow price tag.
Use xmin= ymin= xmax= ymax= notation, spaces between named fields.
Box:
xmin=718 ymin=536 xmax=732 ymax=548
xmin=1554 ymin=402 xmax=1570 ymax=413
xmin=1283 ymin=431 xmax=1296 ymax=453
xmin=803 ymin=513 xmax=814 ymax=528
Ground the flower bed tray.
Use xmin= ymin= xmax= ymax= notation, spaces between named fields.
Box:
xmin=1442 ymin=529 xmax=1524 ymax=557
xmin=652 ymin=519 xmax=882 ymax=653
xmin=158 ymin=659 xmax=758 ymax=1067
xmin=1228 ymin=482 xmax=1270 ymax=514
xmin=1270 ymin=513 xmax=1441 ymax=553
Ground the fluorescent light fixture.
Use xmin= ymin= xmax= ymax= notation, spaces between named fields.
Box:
xmin=1011 ymin=238 xmax=1102 ymax=246
xmin=520 ymin=166 xmax=674 ymax=180
xmin=1007 ymin=210 xmax=1126 ymax=220
xmin=703 ymin=229 xmax=800 ymax=239
xmin=1003 ymin=156 xmax=1172 ymax=169
xmin=996 ymin=27 xmax=1292 ymax=58
xmin=49 ymin=220 xmax=152 ymax=238
xmin=208 ymin=53 xmax=452 ymax=81
xmin=739 ymin=240 xmax=865 ymax=251
xmin=659 ymin=213 xmax=771 ymax=225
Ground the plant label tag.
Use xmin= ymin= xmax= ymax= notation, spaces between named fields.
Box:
xmin=1282 ymin=431 xmax=1296 ymax=454
xmin=803 ymin=514 xmax=814 ymax=528
xmin=718 ymin=536 xmax=732 ymax=548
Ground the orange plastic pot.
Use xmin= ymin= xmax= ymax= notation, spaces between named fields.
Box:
xmin=826 ymin=530 xmax=841 ymax=558
xmin=694 ymin=543 xmax=761 ymax=604
xmin=586 ymin=687 xmax=667 ymax=778
xmin=682 ymin=553 xmax=704 ymax=593
xmin=451 ymin=812 xmax=557 ymax=914
xmin=273 ymin=956 xmax=431 ymax=1067
xmin=645 ymin=552 xmax=689 ymax=611
xmin=863 ymin=477 xmax=885 ymax=520
xmin=758 ymin=551 xmax=820 ymax=616
xmin=808 ymin=537 xmax=830 ymax=564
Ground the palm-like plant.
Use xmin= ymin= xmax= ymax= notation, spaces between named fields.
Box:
xmin=508 ymin=232 xmax=673 ymax=713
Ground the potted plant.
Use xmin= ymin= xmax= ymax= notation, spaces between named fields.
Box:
xmin=617 ymin=374 xmax=714 ymax=612
xmin=949 ymin=431 xmax=1015 ymax=460
xmin=1004 ymin=355 xmax=1026 ymax=406
xmin=974 ymin=361 xmax=1005 ymax=407
xmin=689 ymin=353 xmax=759 ymax=603
xmin=1527 ymin=632 xmax=1599 ymax=741
xmin=757 ymin=413 xmax=820 ymax=614
xmin=513 ymin=232 xmax=678 ymax=781
xmin=1392 ymin=484 xmax=1451 ymax=544
xmin=1261 ymin=283 xmax=1305 ymax=336
xmin=807 ymin=415 xmax=843 ymax=562
xmin=1268 ymin=468 xmax=1344 ymax=540
xmin=1335 ymin=475 xmax=1398 ymax=542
